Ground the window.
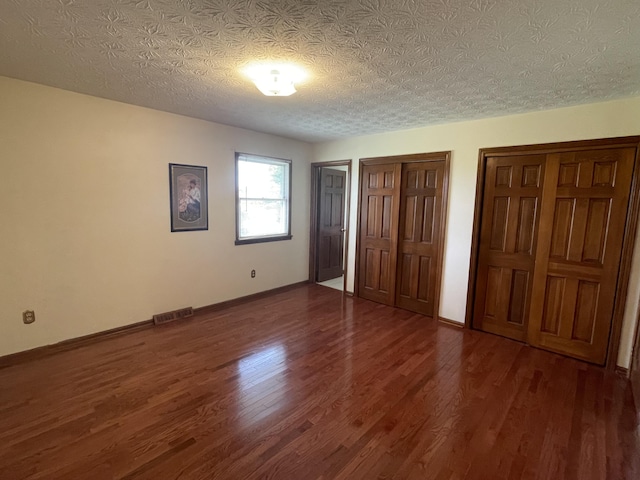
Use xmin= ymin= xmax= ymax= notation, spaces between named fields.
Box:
xmin=235 ymin=152 xmax=292 ymax=245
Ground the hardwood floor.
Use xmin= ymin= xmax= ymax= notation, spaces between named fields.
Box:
xmin=0 ymin=284 xmax=638 ymax=479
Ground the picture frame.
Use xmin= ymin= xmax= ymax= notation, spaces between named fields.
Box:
xmin=169 ymin=163 xmax=208 ymax=232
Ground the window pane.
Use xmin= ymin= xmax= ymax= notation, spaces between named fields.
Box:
xmin=238 ymin=161 xmax=285 ymax=200
xmin=239 ymin=199 xmax=287 ymax=237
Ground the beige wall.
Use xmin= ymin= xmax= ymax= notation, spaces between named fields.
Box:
xmin=2 ymin=74 xmax=639 ymax=368
xmin=0 ymin=76 xmax=312 ymax=357
xmin=313 ymin=97 xmax=640 ymax=368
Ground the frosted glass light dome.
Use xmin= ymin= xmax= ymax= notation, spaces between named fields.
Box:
xmin=244 ymin=64 xmax=307 ymax=97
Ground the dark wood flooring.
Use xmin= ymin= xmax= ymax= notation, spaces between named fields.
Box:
xmin=0 ymin=284 xmax=638 ymax=479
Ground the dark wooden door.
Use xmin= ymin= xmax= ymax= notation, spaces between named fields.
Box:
xmin=357 ymin=163 xmax=401 ymax=305
xmin=473 ymin=155 xmax=546 ymax=341
xmin=395 ymin=161 xmax=446 ymax=317
xmin=527 ymin=148 xmax=636 ymax=364
xmin=317 ymin=168 xmax=347 ymax=282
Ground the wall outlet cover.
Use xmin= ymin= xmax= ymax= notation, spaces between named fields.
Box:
xmin=23 ymin=310 xmax=36 ymax=324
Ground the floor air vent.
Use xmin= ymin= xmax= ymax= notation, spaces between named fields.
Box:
xmin=153 ymin=307 xmax=194 ymax=325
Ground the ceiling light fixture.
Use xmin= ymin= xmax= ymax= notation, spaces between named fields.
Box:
xmin=244 ymin=64 xmax=306 ymax=97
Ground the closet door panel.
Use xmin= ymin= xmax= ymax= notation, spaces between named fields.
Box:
xmin=357 ymin=163 xmax=401 ymax=305
xmin=396 ymin=161 xmax=445 ymax=317
xmin=528 ymin=148 xmax=636 ymax=364
xmin=473 ymin=155 xmax=545 ymax=341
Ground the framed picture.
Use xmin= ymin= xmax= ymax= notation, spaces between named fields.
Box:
xmin=169 ymin=163 xmax=208 ymax=232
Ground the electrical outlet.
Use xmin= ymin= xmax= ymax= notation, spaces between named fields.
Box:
xmin=23 ymin=310 xmax=35 ymax=325
xmin=251 ymin=269 xmax=256 ymax=278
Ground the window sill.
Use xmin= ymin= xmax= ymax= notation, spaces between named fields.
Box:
xmin=235 ymin=235 xmax=293 ymax=246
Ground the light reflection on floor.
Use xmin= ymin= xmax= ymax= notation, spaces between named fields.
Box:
xmin=237 ymin=344 xmax=288 ymax=427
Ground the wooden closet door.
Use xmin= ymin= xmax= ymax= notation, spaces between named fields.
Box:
xmin=395 ymin=161 xmax=445 ymax=317
xmin=473 ymin=155 xmax=545 ymax=341
xmin=527 ymin=148 xmax=636 ymax=364
xmin=357 ymin=163 xmax=401 ymax=305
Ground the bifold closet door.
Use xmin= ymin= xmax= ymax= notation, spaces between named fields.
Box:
xmin=357 ymin=163 xmax=401 ymax=305
xmin=472 ymin=141 xmax=638 ymax=365
xmin=395 ymin=161 xmax=446 ymax=317
xmin=472 ymin=155 xmax=546 ymax=341
xmin=527 ymin=148 xmax=636 ymax=364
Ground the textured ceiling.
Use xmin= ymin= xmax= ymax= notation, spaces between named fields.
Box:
xmin=0 ymin=0 xmax=639 ymax=143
